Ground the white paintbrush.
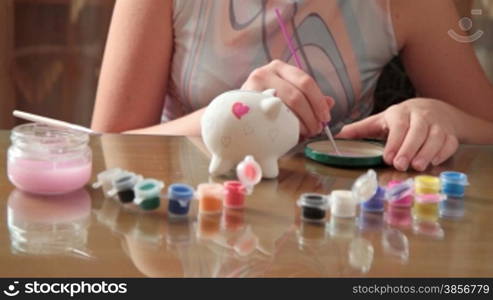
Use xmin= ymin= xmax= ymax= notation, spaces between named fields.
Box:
xmin=13 ymin=110 xmax=99 ymax=135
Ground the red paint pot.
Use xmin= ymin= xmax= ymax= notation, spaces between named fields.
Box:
xmin=223 ymin=181 xmax=247 ymax=209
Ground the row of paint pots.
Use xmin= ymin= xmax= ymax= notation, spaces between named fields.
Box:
xmin=92 ymin=168 xmax=250 ymax=215
xmin=297 ymin=170 xmax=469 ymax=223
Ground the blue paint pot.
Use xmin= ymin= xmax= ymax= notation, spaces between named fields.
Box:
xmin=361 ymin=186 xmax=385 ymax=212
xmin=168 ymin=183 xmax=194 ymax=217
xmin=440 ymin=171 xmax=469 ymax=198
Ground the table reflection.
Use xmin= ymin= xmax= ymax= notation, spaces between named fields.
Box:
xmin=382 ymin=228 xmax=409 ymax=263
xmin=7 ymin=189 xmax=92 ymax=259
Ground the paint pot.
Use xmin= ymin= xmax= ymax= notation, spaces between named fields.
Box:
xmin=414 ymin=175 xmax=440 ymax=195
xmin=440 ymin=197 xmax=465 ymax=219
xmin=413 ymin=194 xmax=443 ymax=222
xmin=109 ymin=172 xmax=142 ymax=203
xmin=297 ymin=193 xmax=329 ymax=222
xmin=440 ymin=171 xmax=469 ymax=198
xmin=236 ymin=155 xmax=262 ymax=195
xmin=92 ymin=168 xmax=125 ymax=198
xmin=386 ymin=179 xmax=414 ymax=208
xmin=223 ymin=181 xmax=247 ymax=209
xmin=327 ymin=216 xmax=356 ymax=239
xmin=167 ymin=183 xmax=194 ymax=217
xmin=361 ymin=186 xmax=385 ymax=212
xmin=330 ymin=190 xmax=357 ymax=218
xmin=196 ymin=183 xmax=224 ymax=214
xmin=385 ymin=206 xmax=412 ymax=228
xmin=352 ymin=169 xmax=378 ymax=204
xmin=357 ymin=210 xmax=384 ymax=231
xmin=348 ymin=237 xmax=374 ymax=274
xmin=382 ymin=228 xmax=409 ymax=262
xmin=133 ymin=179 xmax=164 ymax=211
xmin=7 ymin=123 xmax=92 ymax=195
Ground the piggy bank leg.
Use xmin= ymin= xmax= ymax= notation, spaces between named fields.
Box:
xmin=258 ymin=157 xmax=279 ymax=179
xmin=209 ymin=155 xmax=234 ymax=176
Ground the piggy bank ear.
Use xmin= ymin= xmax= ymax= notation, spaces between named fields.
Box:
xmin=262 ymin=89 xmax=276 ymax=97
xmin=261 ymin=97 xmax=282 ymax=119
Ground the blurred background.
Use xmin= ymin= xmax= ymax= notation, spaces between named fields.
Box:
xmin=0 ymin=0 xmax=491 ymax=129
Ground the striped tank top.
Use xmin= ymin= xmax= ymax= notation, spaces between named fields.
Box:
xmin=166 ymin=0 xmax=398 ymax=132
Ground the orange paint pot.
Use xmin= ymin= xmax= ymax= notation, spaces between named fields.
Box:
xmin=196 ymin=183 xmax=224 ymax=214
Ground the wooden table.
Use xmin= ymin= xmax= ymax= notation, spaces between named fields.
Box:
xmin=0 ymin=131 xmax=492 ymax=277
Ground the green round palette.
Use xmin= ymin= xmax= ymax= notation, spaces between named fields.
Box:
xmin=304 ymin=140 xmax=384 ymax=168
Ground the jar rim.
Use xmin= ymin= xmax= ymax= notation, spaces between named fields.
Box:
xmin=11 ymin=123 xmax=89 ymax=152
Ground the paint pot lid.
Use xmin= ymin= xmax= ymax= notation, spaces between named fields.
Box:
xmin=113 ymin=172 xmax=142 ymax=191
xmin=92 ymin=168 xmax=125 ymax=189
xmin=134 ymin=178 xmax=165 ymax=204
xmin=414 ymin=175 xmax=440 ymax=189
xmin=297 ymin=193 xmax=329 ymax=209
xmin=168 ymin=183 xmax=194 ymax=199
xmin=415 ymin=193 xmax=445 ymax=204
xmin=440 ymin=171 xmax=469 ymax=185
xmin=330 ymin=190 xmax=358 ymax=212
xmin=352 ymin=169 xmax=379 ymax=203
xmin=236 ymin=155 xmax=262 ymax=189
xmin=196 ymin=183 xmax=224 ymax=200
xmin=386 ymin=178 xmax=414 ymax=202
xmin=224 ymin=181 xmax=247 ymax=195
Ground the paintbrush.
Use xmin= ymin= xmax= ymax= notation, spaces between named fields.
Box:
xmin=274 ymin=8 xmax=341 ymax=156
xmin=13 ymin=110 xmax=100 ymax=135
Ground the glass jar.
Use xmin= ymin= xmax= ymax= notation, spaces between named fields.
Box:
xmin=7 ymin=123 xmax=92 ymax=195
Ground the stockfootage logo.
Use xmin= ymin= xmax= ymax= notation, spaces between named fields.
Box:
xmin=3 ymin=281 xmax=20 ymax=297
xmin=448 ymin=9 xmax=484 ymax=43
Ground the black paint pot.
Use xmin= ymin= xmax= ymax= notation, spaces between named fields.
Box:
xmin=297 ymin=193 xmax=329 ymax=223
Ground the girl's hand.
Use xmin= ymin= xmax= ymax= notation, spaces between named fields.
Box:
xmin=337 ymin=98 xmax=460 ymax=171
xmin=241 ymin=60 xmax=334 ymax=138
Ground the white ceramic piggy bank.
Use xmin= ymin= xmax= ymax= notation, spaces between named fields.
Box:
xmin=201 ymin=89 xmax=299 ymax=178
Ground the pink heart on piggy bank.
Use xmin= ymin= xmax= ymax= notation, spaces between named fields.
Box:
xmin=232 ymin=102 xmax=250 ymax=120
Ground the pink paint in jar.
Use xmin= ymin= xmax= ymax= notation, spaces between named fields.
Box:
xmin=7 ymin=123 xmax=92 ymax=195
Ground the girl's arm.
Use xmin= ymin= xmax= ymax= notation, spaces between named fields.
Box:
xmin=393 ymin=0 xmax=493 ymax=122
xmin=91 ymin=1 xmax=330 ymax=138
xmin=91 ymin=0 xmax=173 ymax=133
xmin=339 ymin=0 xmax=493 ymax=171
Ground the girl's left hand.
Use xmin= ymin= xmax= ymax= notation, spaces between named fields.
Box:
xmin=337 ymin=98 xmax=460 ymax=171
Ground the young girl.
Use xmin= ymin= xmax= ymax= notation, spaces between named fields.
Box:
xmin=91 ymin=0 xmax=493 ymax=172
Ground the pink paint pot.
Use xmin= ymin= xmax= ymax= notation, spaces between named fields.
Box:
xmin=386 ymin=179 xmax=413 ymax=208
xmin=7 ymin=123 xmax=92 ymax=195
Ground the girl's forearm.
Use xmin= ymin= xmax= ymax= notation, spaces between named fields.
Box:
xmin=123 ymin=108 xmax=205 ymax=136
xmin=454 ymin=109 xmax=493 ymax=144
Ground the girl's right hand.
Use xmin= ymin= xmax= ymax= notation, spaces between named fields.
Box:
xmin=241 ymin=59 xmax=334 ymax=138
